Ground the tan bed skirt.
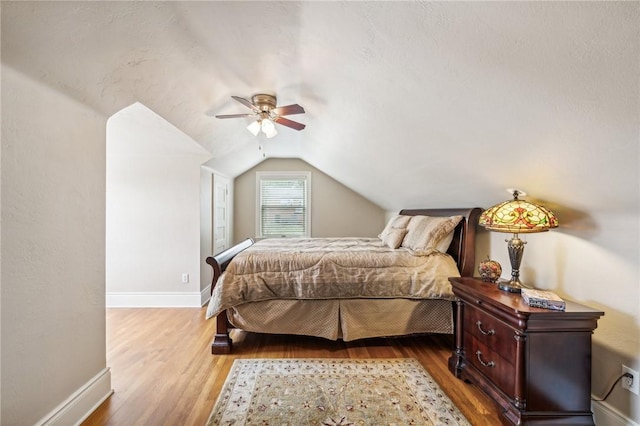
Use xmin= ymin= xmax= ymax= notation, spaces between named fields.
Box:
xmin=226 ymin=298 xmax=453 ymax=342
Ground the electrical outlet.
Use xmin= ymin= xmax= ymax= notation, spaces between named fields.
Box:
xmin=181 ymin=273 xmax=189 ymax=284
xmin=622 ymin=365 xmax=639 ymax=395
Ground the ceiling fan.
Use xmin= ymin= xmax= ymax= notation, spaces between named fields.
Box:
xmin=215 ymin=94 xmax=306 ymax=138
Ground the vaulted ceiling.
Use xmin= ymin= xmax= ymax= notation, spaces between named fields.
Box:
xmin=2 ymin=1 xmax=638 ymax=215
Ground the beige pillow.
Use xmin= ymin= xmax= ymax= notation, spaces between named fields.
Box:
xmin=435 ymin=228 xmax=457 ymax=253
xmin=401 ymin=215 xmax=463 ymax=253
xmin=379 ymin=227 xmax=408 ymax=249
xmin=378 ymin=214 xmax=412 ymax=239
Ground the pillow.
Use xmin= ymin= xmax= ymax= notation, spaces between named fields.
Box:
xmin=401 ymin=215 xmax=463 ymax=253
xmin=378 ymin=214 xmax=412 ymax=239
xmin=379 ymin=227 xmax=408 ymax=249
xmin=435 ymin=227 xmax=457 ymax=253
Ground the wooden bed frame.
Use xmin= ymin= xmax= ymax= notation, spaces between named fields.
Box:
xmin=205 ymin=207 xmax=482 ymax=354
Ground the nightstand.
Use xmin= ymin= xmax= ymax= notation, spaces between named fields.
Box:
xmin=448 ymin=277 xmax=603 ymax=426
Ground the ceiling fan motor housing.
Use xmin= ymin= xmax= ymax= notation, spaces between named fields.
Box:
xmin=252 ymin=94 xmax=277 ymax=112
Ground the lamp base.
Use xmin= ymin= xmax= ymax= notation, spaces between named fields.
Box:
xmin=498 ymin=279 xmax=530 ymax=294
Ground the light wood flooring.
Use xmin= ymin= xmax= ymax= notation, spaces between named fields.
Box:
xmin=83 ymin=308 xmax=503 ymax=425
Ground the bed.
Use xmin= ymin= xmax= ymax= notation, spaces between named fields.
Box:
xmin=205 ymin=207 xmax=481 ymax=354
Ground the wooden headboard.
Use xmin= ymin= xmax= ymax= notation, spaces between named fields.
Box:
xmin=398 ymin=207 xmax=482 ymax=277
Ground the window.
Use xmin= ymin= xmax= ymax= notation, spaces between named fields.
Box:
xmin=256 ymin=172 xmax=311 ymax=238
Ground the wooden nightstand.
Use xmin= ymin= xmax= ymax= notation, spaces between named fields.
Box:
xmin=448 ymin=277 xmax=603 ymax=426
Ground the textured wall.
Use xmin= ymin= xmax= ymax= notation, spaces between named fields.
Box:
xmin=1 ymin=66 xmax=108 ymax=424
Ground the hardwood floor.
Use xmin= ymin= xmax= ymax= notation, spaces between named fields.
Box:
xmin=83 ymin=308 xmax=503 ymax=425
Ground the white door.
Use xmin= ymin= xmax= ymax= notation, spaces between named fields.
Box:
xmin=213 ymin=174 xmax=230 ymax=254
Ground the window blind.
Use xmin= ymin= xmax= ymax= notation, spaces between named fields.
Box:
xmin=258 ymin=173 xmax=309 ymax=237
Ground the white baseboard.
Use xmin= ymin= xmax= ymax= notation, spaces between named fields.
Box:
xmin=106 ymin=291 xmax=202 ymax=307
xmin=34 ymin=368 xmax=113 ymax=426
xmin=201 ymin=284 xmax=212 ymax=306
xmin=593 ymin=400 xmax=640 ymax=426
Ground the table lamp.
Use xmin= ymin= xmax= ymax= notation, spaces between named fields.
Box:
xmin=479 ymin=189 xmax=559 ymax=293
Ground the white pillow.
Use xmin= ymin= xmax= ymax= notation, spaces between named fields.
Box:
xmin=378 ymin=214 xmax=412 ymax=239
xmin=435 ymin=228 xmax=457 ymax=253
xmin=401 ymin=215 xmax=463 ymax=253
xmin=379 ymin=227 xmax=408 ymax=249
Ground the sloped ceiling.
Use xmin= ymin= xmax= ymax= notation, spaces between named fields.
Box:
xmin=2 ymin=1 xmax=638 ymax=215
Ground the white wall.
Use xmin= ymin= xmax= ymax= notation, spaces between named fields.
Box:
xmin=1 ymin=65 xmax=111 ymax=425
xmin=106 ymin=103 xmax=211 ymax=307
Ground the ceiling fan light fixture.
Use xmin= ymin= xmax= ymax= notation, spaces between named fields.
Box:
xmin=261 ymin=119 xmax=278 ymax=138
xmin=264 ymin=128 xmax=278 ymax=138
xmin=247 ymin=120 xmax=261 ymax=136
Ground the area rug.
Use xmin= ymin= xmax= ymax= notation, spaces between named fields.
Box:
xmin=206 ymin=358 xmax=470 ymax=425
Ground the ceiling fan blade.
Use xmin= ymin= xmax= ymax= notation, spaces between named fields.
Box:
xmin=272 ymin=104 xmax=305 ymax=116
xmin=231 ymin=96 xmax=259 ymax=112
xmin=274 ymin=116 xmax=306 ymax=131
xmin=215 ymin=113 xmax=256 ymax=119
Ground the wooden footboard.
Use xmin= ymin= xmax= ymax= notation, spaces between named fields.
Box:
xmin=205 ymin=238 xmax=254 ymax=354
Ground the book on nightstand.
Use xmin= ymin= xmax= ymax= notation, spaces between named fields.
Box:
xmin=521 ymin=288 xmax=566 ymax=311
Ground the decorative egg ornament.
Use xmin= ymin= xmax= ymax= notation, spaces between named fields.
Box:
xmin=478 ymin=257 xmax=502 ymax=283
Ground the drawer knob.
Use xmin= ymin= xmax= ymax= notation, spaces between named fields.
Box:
xmin=476 ymin=321 xmax=495 ymax=336
xmin=476 ymin=350 xmax=496 ymax=368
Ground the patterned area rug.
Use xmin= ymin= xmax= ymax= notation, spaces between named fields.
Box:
xmin=206 ymin=358 xmax=470 ymax=425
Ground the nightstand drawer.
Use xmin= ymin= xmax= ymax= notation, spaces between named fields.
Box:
xmin=464 ymin=303 xmax=516 ymax=362
xmin=464 ymin=331 xmax=515 ymax=397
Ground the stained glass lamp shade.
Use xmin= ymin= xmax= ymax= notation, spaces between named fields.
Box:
xmin=479 ymin=190 xmax=558 ymax=293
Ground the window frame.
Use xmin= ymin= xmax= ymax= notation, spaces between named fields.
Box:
xmin=255 ymin=171 xmax=311 ymax=238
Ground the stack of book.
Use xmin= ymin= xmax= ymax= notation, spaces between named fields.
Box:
xmin=521 ymin=288 xmax=566 ymax=311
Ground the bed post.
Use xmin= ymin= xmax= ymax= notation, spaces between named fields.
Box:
xmin=206 ymin=238 xmax=254 ymax=355
xmin=212 ymin=312 xmax=232 ymax=354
